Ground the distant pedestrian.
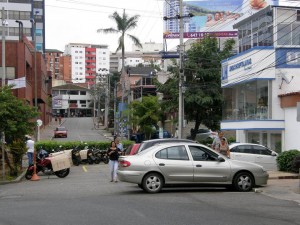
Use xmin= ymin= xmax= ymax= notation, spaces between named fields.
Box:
xmin=25 ymin=135 xmax=35 ymax=166
xmin=58 ymin=115 xmax=62 ymax=124
xmin=174 ymin=127 xmax=179 ymax=138
xmin=107 ymin=141 xmax=121 ymax=182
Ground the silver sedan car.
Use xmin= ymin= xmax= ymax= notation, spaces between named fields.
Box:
xmin=118 ymin=142 xmax=269 ymax=193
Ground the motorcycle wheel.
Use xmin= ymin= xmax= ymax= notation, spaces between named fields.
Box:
xmin=25 ymin=169 xmax=33 ymax=180
xmin=94 ymin=158 xmax=101 ymax=164
xmin=55 ymin=168 xmax=70 ymax=178
xmin=72 ymin=159 xmax=80 ymax=166
xmin=103 ymin=156 xmax=109 ymax=164
xmin=88 ymin=158 xmax=94 ymax=165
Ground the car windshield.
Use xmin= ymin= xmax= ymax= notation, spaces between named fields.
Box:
xmin=56 ymin=127 xmax=66 ymax=131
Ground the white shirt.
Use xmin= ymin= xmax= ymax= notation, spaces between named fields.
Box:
xmin=26 ymin=139 xmax=35 ymax=153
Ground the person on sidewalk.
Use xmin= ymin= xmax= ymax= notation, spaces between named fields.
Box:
xmin=107 ymin=141 xmax=121 ymax=182
xmin=25 ymin=135 xmax=35 ymax=166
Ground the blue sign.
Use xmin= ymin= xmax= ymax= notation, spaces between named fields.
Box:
xmin=229 ymin=59 xmax=252 ymax=71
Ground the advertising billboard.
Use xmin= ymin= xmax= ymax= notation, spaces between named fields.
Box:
xmin=163 ymin=0 xmax=271 ymax=39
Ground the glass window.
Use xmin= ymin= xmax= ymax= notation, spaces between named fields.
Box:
xmin=80 ymin=91 xmax=86 ymax=95
xmin=292 ymin=23 xmax=300 ymax=45
xmin=236 ymin=145 xmax=252 ymax=154
xmin=248 ymin=133 xmax=259 ymax=144
xmin=36 ymin=29 xmax=42 ymax=36
xmin=222 ymin=80 xmax=270 ymax=121
xmin=278 ymin=23 xmax=292 ymax=45
xmin=271 ymin=133 xmax=282 ymax=153
xmin=189 ymin=146 xmax=217 ymax=161
xmin=155 ymin=146 xmax=189 ymax=160
xmin=69 ymin=90 xmax=78 ymax=95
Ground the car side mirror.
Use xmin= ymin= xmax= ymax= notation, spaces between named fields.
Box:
xmin=217 ymin=156 xmax=225 ymax=162
xmin=271 ymin=152 xmax=277 ymax=156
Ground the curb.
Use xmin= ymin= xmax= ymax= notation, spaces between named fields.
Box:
xmin=0 ymin=170 xmax=26 ymax=185
xmin=269 ymin=175 xmax=299 ymax=180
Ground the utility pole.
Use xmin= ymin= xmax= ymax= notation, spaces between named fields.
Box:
xmin=163 ymin=1 xmax=193 ymax=139
xmin=1 ymin=7 xmax=6 ymax=180
xmin=178 ymin=0 xmax=184 ymax=139
xmin=114 ymin=82 xmax=117 ymax=138
xmin=30 ymin=15 xmax=38 ymax=141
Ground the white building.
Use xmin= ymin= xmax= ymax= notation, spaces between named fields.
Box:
xmin=110 ymin=42 xmax=163 ymax=72
xmin=64 ymin=43 xmax=110 ymax=84
xmin=52 ymin=84 xmax=93 ymax=117
xmin=221 ymin=5 xmax=300 ymax=152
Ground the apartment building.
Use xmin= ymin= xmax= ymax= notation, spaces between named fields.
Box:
xmin=64 ymin=43 xmax=110 ymax=85
xmin=45 ymin=49 xmax=63 ymax=79
xmin=0 ymin=0 xmax=45 ymax=53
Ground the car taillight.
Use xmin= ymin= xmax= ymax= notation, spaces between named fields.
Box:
xmin=119 ymin=160 xmax=131 ymax=167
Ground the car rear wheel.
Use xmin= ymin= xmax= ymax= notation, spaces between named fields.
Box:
xmin=142 ymin=173 xmax=164 ymax=193
xmin=233 ymin=172 xmax=254 ymax=192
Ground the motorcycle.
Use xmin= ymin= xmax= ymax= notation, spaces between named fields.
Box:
xmin=71 ymin=147 xmax=81 ymax=166
xmin=93 ymin=149 xmax=109 ymax=164
xmin=79 ymin=144 xmax=99 ymax=164
xmin=25 ymin=149 xmax=70 ymax=180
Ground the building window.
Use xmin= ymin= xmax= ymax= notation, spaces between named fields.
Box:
xmin=222 ymin=80 xmax=270 ymax=121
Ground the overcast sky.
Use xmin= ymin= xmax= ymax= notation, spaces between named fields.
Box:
xmin=45 ymin=0 xmax=178 ymax=52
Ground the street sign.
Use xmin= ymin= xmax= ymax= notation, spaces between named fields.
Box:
xmin=37 ymin=119 xmax=43 ymax=127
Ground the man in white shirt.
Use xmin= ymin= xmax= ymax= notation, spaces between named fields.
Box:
xmin=26 ymin=135 xmax=35 ymax=166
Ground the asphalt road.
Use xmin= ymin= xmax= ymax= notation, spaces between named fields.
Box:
xmin=51 ymin=117 xmax=109 ymax=142
xmin=0 ymin=164 xmax=299 ymax=225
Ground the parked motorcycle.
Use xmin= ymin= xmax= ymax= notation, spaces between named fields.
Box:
xmin=25 ymin=149 xmax=70 ymax=180
xmin=93 ymin=149 xmax=109 ymax=164
xmin=79 ymin=144 xmax=100 ymax=164
xmin=71 ymin=147 xmax=81 ymax=166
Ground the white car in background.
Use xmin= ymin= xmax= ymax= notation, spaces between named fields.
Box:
xmin=193 ymin=129 xmax=218 ymax=141
xmin=229 ymin=143 xmax=278 ymax=171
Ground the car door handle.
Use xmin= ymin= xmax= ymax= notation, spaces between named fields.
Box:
xmin=159 ymin=163 xmax=165 ymax=166
xmin=196 ymin=165 xmax=202 ymax=167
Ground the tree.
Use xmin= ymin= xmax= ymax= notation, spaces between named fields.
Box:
xmin=97 ymin=10 xmax=142 ymax=72
xmin=129 ymin=96 xmax=162 ymax=139
xmin=0 ymin=86 xmax=38 ymax=175
xmin=0 ymin=86 xmax=38 ymax=141
xmin=157 ymin=37 xmax=235 ymax=140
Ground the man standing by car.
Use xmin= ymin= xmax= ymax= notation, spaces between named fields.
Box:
xmin=115 ymin=138 xmax=124 ymax=155
xmin=212 ymin=131 xmax=228 ymax=153
xmin=25 ymin=135 xmax=35 ymax=166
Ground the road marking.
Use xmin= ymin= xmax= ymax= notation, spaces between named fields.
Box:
xmin=82 ymin=166 xmax=87 ymax=172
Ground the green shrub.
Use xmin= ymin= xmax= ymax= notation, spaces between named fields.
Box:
xmin=276 ymin=149 xmax=300 ymax=172
xmin=35 ymin=140 xmax=134 ymax=153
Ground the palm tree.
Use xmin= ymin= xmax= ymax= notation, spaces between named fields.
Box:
xmin=97 ymin=10 xmax=143 ymax=72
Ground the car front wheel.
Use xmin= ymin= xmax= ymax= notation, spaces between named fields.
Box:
xmin=233 ymin=172 xmax=254 ymax=192
xmin=142 ymin=173 xmax=164 ymax=193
